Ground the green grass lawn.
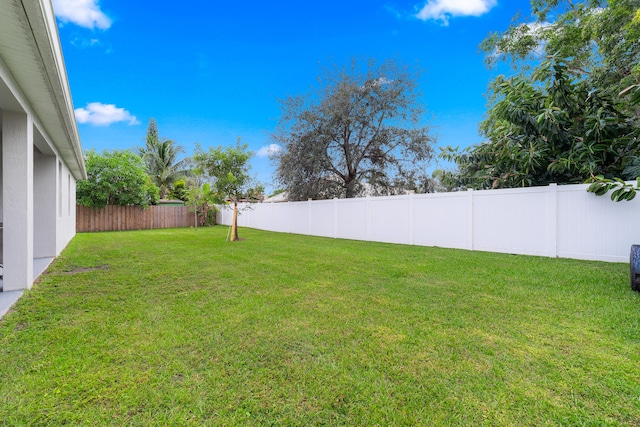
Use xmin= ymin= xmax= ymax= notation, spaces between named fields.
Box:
xmin=1 ymin=226 xmax=639 ymax=426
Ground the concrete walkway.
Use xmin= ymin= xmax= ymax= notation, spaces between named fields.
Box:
xmin=0 ymin=257 xmax=54 ymax=320
xmin=0 ymin=290 xmax=24 ymax=319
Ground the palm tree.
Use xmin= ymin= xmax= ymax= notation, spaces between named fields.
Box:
xmin=139 ymin=119 xmax=191 ymax=199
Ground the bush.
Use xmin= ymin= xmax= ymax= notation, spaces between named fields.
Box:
xmin=77 ymin=150 xmax=160 ymax=209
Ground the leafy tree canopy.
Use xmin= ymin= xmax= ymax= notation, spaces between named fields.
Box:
xmin=272 ymin=57 xmax=436 ymax=200
xmin=193 ymin=141 xmax=257 ymax=204
xmin=442 ymin=0 xmax=640 ymax=189
xmin=184 ymin=182 xmax=217 ymax=228
xmin=77 ymin=150 xmax=160 ymax=209
xmin=193 ymin=141 xmax=260 ymax=240
xmin=483 ymin=0 xmax=640 ymax=96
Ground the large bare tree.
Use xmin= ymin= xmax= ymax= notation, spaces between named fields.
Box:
xmin=272 ymin=58 xmax=436 ymax=200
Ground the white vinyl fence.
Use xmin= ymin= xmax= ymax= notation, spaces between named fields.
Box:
xmin=218 ymin=183 xmax=640 ymax=263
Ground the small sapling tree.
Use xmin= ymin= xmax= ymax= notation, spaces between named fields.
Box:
xmin=185 ymin=182 xmax=216 ymax=228
xmin=194 ymin=140 xmax=256 ymax=241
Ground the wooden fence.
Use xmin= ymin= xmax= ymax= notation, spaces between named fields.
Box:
xmin=76 ymin=205 xmax=203 ymax=232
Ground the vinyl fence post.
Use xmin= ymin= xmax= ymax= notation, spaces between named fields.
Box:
xmin=547 ymin=183 xmax=558 ymax=258
xmin=365 ymin=196 xmax=371 ymax=241
xmin=467 ymin=189 xmax=474 ymax=251
xmin=308 ymin=199 xmax=312 ymax=235
xmin=333 ymin=197 xmax=338 ymax=239
xmin=269 ymin=202 xmax=274 ymax=231
xmin=408 ymin=192 xmax=414 ymax=245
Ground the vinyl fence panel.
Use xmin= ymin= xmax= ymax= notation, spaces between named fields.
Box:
xmin=368 ymin=196 xmax=411 ymax=244
xmin=412 ymin=192 xmax=469 ymax=249
xmin=336 ymin=198 xmax=368 ymax=241
xmin=556 ymin=184 xmax=640 ymax=262
xmin=472 ymin=186 xmax=552 ymax=256
xmin=288 ymin=202 xmax=310 ymax=235
xmin=219 ymin=183 xmax=640 ymax=262
xmin=309 ymin=200 xmax=336 ymax=238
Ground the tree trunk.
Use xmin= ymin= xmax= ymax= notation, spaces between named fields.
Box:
xmin=230 ymin=201 xmax=239 ymax=241
xmin=345 ymin=178 xmax=357 ymax=198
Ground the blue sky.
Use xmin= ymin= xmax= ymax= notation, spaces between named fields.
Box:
xmin=53 ymin=0 xmax=532 ymax=193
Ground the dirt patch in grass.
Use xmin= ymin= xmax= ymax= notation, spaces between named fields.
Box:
xmin=54 ymin=265 xmax=110 ymax=275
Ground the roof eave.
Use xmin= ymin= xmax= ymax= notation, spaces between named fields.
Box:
xmin=8 ymin=0 xmax=86 ymax=180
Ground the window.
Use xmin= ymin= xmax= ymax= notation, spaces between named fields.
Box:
xmin=68 ymin=174 xmax=71 ymax=216
xmin=58 ymin=161 xmax=62 ymax=218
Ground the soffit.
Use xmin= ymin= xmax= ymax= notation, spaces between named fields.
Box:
xmin=0 ymin=0 xmax=86 ymax=179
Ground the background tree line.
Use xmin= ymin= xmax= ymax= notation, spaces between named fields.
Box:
xmin=79 ymin=0 xmax=640 ymax=212
xmin=268 ymin=1 xmax=639 ymax=200
xmin=440 ymin=0 xmax=640 ymax=191
xmin=77 ymin=119 xmax=261 ymax=238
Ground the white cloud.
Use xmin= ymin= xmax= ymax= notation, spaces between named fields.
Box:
xmin=384 ymin=5 xmax=403 ymax=19
xmin=520 ymin=21 xmax=552 ymax=34
xmin=70 ymin=37 xmax=102 ymax=48
xmin=488 ymin=21 xmax=552 ymax=59
xmin=53 ymin=0 xmax=112 ymax=30
xmin=75 ymin=102 xmax=139 ymax=126
xmin=256 ymin=144 xmax=282 ymax=157
xmin=415 ymin=0 xmax=497 ymax=25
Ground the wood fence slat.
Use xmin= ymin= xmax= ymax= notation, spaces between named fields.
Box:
xmin=76 ymin=205 xmax=209 ymax=232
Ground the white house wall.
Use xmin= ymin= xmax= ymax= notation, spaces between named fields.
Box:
xmin=0 ymin=27 xmax=82 ymax=290
xmin=33 ymin=148 xmax=57 ymax=258
xmin=56 ymin=158 xmax=76 ymax=254
xmin=2 ymin=110 xmax=34 ymax=290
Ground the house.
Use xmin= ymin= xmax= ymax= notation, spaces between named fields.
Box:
xmin=0 ymin=0 xmax=86 ymax=292
xmin=262 ymin=191 xmax=289 ymax=203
